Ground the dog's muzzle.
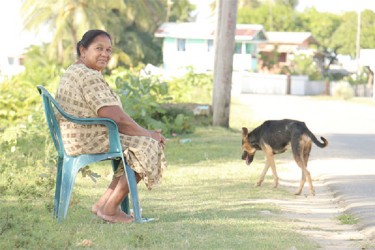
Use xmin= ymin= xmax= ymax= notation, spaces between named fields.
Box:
xmin=242 ymin=151 xmax=254 ymax=165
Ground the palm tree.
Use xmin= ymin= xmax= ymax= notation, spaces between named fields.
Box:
xmin=21 ymin=0 xmax=126 ymax=65
xmin=20 ymin=0 xmax=195 ymax=68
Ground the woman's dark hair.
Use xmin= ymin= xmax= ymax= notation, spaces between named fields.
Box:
xmin=76 ymin=30 xmax=112 ymax=57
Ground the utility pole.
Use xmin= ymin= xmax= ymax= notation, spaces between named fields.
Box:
xmin=166 ymin=0 xmax=173 ymax=22
xmin=355 ymin=9 xmax=361 ymax=76
xmin=212 ymin=0 xmax=238 ymax=127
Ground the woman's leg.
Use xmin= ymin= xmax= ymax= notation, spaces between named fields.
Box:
xmin=91 ymin=176 xmax=120 ymax=214
xmin=97 ymin=173 xmax=141 ymax=223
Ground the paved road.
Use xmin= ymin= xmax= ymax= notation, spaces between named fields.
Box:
xmin=235 ymin=93 xmax=375 ymax=240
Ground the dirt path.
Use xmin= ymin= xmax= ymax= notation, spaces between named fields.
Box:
xmin=278 ymin=164 xmax=373 ymax=249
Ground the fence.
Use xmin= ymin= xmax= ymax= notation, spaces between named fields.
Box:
xmin=236 ymin=72 xmax=325 ymax=95
xmin=233 ymin=72 xmax=373 ymax=97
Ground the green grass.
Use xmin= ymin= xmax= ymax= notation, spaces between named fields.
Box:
xmin=337 ymin=214 xmax=359 ymax=225
xmin=0 ymin=94 xmax=323 ymax=250
xmin=0 ymin=126 xmax=318 ymax=250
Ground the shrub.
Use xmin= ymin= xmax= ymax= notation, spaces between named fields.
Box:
xmin=0 ymin=49 xmax=62 ymax=200
xmin=332 ymin=81 xmax=354 ymax=99
xmin=290 ymin=54 xmax=322 ymax=80
xmin=345 ymin=69 xmax=368 ymax=85
xmin=167 ymin=66 xmax=213 ymax=104
xmin=107 ymin=67 xmax=199 ymax=135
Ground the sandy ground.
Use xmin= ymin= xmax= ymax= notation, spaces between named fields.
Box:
xmin=278 ymin=163 xmax=374 ymax=250
xmin=234 ymin=92 xmax=375 ymax=249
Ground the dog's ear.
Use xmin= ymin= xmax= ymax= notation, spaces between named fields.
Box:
xmin=242 ymin=127 xmax=248 ymax=136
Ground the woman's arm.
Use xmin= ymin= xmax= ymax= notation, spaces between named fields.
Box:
xmin=97 ymin=105 xmax=165 ymax=145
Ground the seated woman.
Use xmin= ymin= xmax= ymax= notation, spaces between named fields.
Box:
xmin=55 ymin=29 xmax=167 ymax=223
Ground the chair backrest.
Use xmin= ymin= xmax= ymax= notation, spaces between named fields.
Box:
xmin=37 ymin=85 xmax=123 ymax=155
xmin=37 ymin=85 xmax=66 ymax=157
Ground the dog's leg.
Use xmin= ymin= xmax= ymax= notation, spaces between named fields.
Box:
xmin=256 ymin=160 xmax=270 ymax=187
xmin=303 ymin=142 xmax=314 ymax=195
xmin=264 ymin=148 xmax=279 ymax=188
xmin=293 ymin=140 xmax=314 ymax=195
xmin=295 ymin=169 xmax=306 ymax=195
xmin=268 ymin=157 xmax=279 ymax=188
xmin=299 ymin=167 xmax=314 ymax=195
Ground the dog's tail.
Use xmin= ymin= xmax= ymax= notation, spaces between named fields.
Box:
xmin=314 ymin=136 xmax=328 ymax=148
xmin=307 ymin=130 xmax=328 ymax=148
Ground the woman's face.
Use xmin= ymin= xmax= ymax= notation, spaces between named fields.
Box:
xmin=80 ymin=34 xmax=112 ymax=71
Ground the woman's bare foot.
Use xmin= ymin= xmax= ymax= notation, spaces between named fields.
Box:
xmin=91 ymin=204 xmax=101 ymax=215
xmin=92 ymin=204 xmax=133 ymax=219
xmin=97 ymin=209 xmax=133 ymax=223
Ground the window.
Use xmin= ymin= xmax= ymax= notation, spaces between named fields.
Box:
xmin=235 ymin=43 xmax=242 ymax=54
xmin=245 ymin=43 xmax=257 ymax=58
xmin=245 ymin=43 xmax=253 ymax=54
xmin=177 ymin=39 xmax=186 ymax=51
xmin=207 ymin=39 xmax=214 ymax=52
xmin=8 ymin=57 xmax=14 ymax=65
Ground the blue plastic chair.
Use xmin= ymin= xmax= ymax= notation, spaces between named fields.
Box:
xmin=37 ymin=85 xmax=147 ymax=223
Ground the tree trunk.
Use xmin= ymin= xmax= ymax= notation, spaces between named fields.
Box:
xmin=325 ymin=79 xmax=330 ymax=95
xmin=212 ymin=0 xmax=238 ymax=127
xmin=367 ymin=66 xmax=374 ymax=86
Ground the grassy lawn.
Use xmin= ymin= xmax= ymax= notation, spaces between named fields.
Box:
xmin=0 ymin=125 xmax=318 ymax=250
xmin=0 ymin=93 xmax=328 ymax=249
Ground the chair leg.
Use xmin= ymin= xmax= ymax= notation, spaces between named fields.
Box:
xmin=120 ymin=196 xmax=130 ymax=215
xmin=54 ymin=156 xmax=64 ymax=218
xmin=123 ymin=163 xmax=142 ymax=223
xmin=57 ymin=159 xmax=80 ymax=222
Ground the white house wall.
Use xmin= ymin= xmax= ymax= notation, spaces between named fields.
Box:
xmin=163 ymin=37 xmax=214 ymax=71
xmin=163 ymin=38 xmax=258 ymax=72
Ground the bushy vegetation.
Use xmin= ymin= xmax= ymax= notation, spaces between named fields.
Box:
xmin=0 ymin=54 xmax=60 ymax=204
xmin=0 ymin=56 xmax=213 ymax=201
xmin=345 ymin=69 xmax=369 ymax=85
xmin=332 ymin=81 xmax=355 ymax=99
xmin=105 ymin=66 xmax=213 ymax=135
xmin=289 ymin=53 xmax=323 ymax=80
xmin=166 ymin=67 xmax=213 ymax=104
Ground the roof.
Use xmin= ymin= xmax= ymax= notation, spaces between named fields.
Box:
xmin=264 ymin=32 xmax=318 ymax=45
xmin=259 ymin=44 xmax=300 ymax=53
xmin=154 ymin=22 xmax=267 ymax=42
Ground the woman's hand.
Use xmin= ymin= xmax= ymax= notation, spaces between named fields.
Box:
xmin=148 ymin=129 xmax=166 ymax=147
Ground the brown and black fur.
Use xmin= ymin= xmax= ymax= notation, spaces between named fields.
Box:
xmin=242 ymin=119 xmax=328 ymax=195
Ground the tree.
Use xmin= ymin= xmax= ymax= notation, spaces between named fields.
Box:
xmin=168 ymin=0 xmax=195 ymax=22
xmin=106 ymin=0 xmax=166 ymax=68
xmin=328 ymin=10 xmax=375 ymax=57
xmin=238 ymin=0 xmax=261 ymax=8
xmin=299 ymin=8 xmax=341 ymax=48
xmin=212 ymin=0 xmax=238 ymax=127
xmin=21 ymin=0 xmax=124 ymax=65
xmin=21 ymin=0 xmax=169 ymax=68
xmin=275 ymin=0 xmax=299 ymax=9
xmin=358 ymin=10 xmax=375 ymax=50
xmin=237 ymin=3 xmax=300 ymax=31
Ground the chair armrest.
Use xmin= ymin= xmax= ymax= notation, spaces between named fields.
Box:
xmin=37 ymin=85 xmax=123 ymax=154
xmin=57 ymin=107 xmax=122 ymax=153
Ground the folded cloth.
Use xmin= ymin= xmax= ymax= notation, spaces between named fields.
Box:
xmin=114 ymin=135 xmax=167 ymax=190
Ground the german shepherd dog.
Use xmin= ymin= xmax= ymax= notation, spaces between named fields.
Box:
xmin=242 ymin=119 xmax=328 ymax=195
